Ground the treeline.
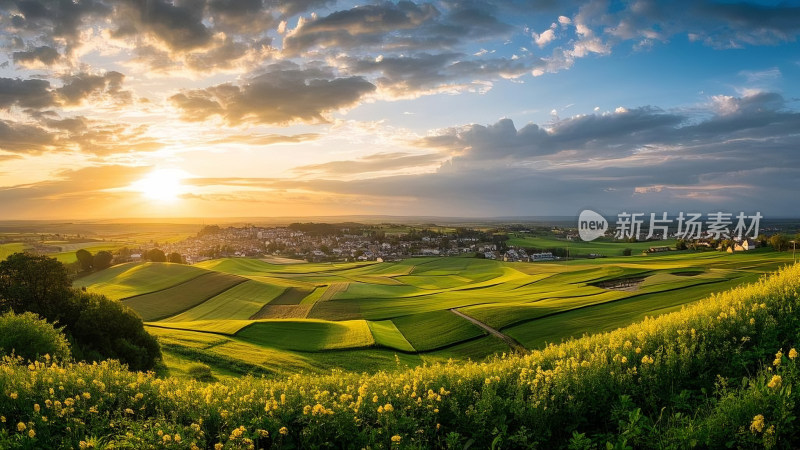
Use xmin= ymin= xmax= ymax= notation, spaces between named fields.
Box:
xmin=75 ymin=248 xmax=184 ymax=273
xmin=0 ymin=253 xmax=160 ymax=371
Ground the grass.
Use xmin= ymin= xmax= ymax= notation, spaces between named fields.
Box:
xmin=122 ymin=272 xmax=245 ymax=321
xmin=73 ymin=262 xmax=208 ymax=299
xmin=235 ymin=319 xmax=375 ymax=351
xmin=162 ymin=280 xmax=285 ymax=321
xmin=506 ymin=233 xmax=670 ymax=256
xmin=392 ymin=310 xmax=487 ymax=352
xmin=0 ymin=243 xmax=30 ymax=259
xmin=367 ymin=320 xmax=416 ymax=352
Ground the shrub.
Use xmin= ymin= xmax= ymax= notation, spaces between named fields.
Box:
xmin=0 ymin=311 xmax=70 ymax=361
xmin=186 ymin=363 xmax=216 ymax=382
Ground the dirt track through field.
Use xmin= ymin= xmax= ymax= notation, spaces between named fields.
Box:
xmin=449 ymin=308 xmax=529 ymax=354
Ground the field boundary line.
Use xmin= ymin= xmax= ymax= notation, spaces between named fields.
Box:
xmin=118 ymin=270 xmax=220 ymax=300
xmin=449 ymin=308 xmax=529 ymax=354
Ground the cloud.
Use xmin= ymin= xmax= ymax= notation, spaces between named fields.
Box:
xmin=0 ymin=77 xmax=55 ymax=109
xmin=230 ymin=91 xmax=799 ymax=215
xmin=206 ymin=133 xmax=321 ymax=146
xmin=336 ymin=52 xmax=539 ymax=98
xmin=56 ymin=71 xmax=131 ymax=106
xmin=0 ymin=165 xmax=154 ymax=218
xmin=282 ymin=1 xmax=439 ymax=55
xmin=12 ymin=45 xmax=60 ymax=66
xmin=293 ymin=151 xmax=443 ymax=175
xmin=170 ymin=63 xmax=375 ymax=125
xmin=532 ymin=27 xmax=556 ymax=47
xmin=0 ymin=71 xmax=131 ymax=111
xmin=0 ymin=120 xmax=57 ymax=153
xmin=111 ymin=0 xmax=212 ymax=52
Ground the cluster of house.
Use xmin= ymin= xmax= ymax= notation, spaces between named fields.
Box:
xmin=152 ymin=225 xmax=495 ymax=263
xmin=482 ymin=248 xmax=556 ymax=262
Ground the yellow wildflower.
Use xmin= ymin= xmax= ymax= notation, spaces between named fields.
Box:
xmin=0 ymin=416 xmax=5 ymax=423
xmin=215 ymin=444 xmax=223 ymax=450
xmin=10 ymin=392 xmax=18 ymax=400
xmin=768 ymin=375 xmax=782 ymax=389
xmin=280 ymin=426 xmax=289 ymax=435
xmin=790 ymin=348 xmax=798 ymax=360
xmin=391 ymin=435 xmax=402 ymax=443
xmin=751 ymin=414 xmax=765 ymax=433
xmin=162 ymin=434 xmax=171 ymax=443
xmin=174 ymin=434 xmax=181 ymax=443
xmin=17 ymin=422 xmax=26 ymax=432
xmin=28 ymin=429 xmax=35 ymax=438
xmin=774 ymin=351 xmax=783 ymax=366
xmin=33 ymin=404 xmax=40 ymax=413
xmin=384 ymin=403 xmax=394 ymax=412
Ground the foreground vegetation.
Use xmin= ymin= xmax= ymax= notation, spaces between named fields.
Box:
xmin=2 ymin=264 xmax=800 ymax=448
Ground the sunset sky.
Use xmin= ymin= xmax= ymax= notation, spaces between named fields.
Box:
xmin=0 ymin=0 xmax=799 ymax=219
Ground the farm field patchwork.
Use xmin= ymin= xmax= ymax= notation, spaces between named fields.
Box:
xmin=77 ymin=249 xmax=796 ymax=378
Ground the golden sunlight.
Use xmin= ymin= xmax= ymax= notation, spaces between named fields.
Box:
xmin=131 ymin=169 xmax=188 ymax=202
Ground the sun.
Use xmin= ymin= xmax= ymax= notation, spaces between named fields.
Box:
xmin=132 ymin=169 xmax=188 ymax=202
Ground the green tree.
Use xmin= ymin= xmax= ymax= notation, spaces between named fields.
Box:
xmin=168 ymin=252 xmax=183 ymax=264
xmin=76 ymin=248 xmax=93 ymax=272
xmin=93 ymin=250 xmax=114 ymax=270
xmin=0 ymin=253 xmax=72 ymax=318
xmin=0 ymin=253 xmax=161 ymax=370
xmin=146 ymin=248 xmax=166 ymax=262
xmin=769 ymin=234 xmax=789 ymax=252
xmin=69 ymin=291 xmax=161 ymax=371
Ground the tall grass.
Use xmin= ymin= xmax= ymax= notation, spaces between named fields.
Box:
xmin=2 ymin=264 xmax=800 ymax=448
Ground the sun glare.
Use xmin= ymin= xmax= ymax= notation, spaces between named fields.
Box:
xmin=132 ymin=169 xmax=188 ymax=202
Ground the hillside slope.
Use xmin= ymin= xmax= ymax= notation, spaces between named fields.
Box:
xmin=3 ymin=264 xmax=800 ymax=448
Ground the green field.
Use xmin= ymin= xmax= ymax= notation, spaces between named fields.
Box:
xmin=75 ymin=248 xmax=797 ymax=378
xmin=506 ymin=233 xmax=673 ymax=256
xmin=74 ymin=262 xmax=209 ymax=299
xmin=122 ymin=272 xmax=246 ymax=321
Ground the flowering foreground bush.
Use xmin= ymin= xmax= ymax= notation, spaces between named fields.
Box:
xmin=2 ymin=264 xmax=800 ymax=449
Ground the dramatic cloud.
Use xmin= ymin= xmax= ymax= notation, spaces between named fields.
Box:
xmin=56 ymin=71 xmax=131 ymax=106
xmin=170 ymin=63 xmax=375 ymax=125
xmin=0 ymin=77 xmax=55 ymax=109
xmin=0 ymin=72 xmax=130 ymax=111
xmin=12 ymin=45 xmax=60 ymax=66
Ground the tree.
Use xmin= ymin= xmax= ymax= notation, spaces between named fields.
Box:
xmin=93 ymin=251 xmax=114 ymax=271
xmin=76 ymin=248 xmax=93 ymax=272
xmin=145 ymin=248 xmax=166 ymax=262
xmin=168 ymin=252 xmax=183 ymax=264
xmin=0 ymin=253 xmax=161 ymax=370
xmin=622 ymin=248 xmax=632 ymax=256
xmin=0 ymin=253 xmax=72 ymax=318
xmin=769 ymin=234 xmax=789 ymax=252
